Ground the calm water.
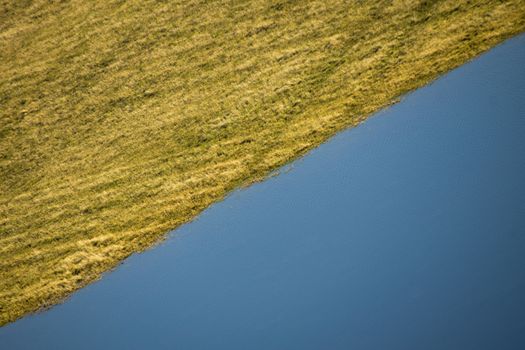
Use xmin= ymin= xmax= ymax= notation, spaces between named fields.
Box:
xmin=2 ymin=35 xmax=525 ymax=349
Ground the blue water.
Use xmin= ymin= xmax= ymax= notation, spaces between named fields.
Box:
xmin=2 ymin=35 xmax=525 ymax=349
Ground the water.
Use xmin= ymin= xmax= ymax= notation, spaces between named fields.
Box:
xmin=2 ymin=34 xmax=525 ymax=349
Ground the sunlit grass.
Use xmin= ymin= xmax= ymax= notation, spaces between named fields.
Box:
xmin=1 ymin=0 xmax=524 ymax=325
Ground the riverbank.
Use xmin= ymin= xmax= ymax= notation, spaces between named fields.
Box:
xmin=1 ymin=1 xmax=525 ymax=325
xmin=2 ymin=31 xmax=524 ymax=350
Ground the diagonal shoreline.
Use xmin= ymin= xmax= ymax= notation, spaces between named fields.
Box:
xmin=1 ymin=1 xmax=525 ymax=325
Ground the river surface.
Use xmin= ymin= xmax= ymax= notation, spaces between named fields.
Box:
xmin=2 ymin=35 xmax=525 ymax=349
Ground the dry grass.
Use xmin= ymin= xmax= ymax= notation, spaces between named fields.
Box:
xmin=1 ymin=0 xmax=524 ymax=326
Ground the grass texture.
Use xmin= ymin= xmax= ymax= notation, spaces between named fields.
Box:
xmin=1 ymin=0 xmax=524 ymax=325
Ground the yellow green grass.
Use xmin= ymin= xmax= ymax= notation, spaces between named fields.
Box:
xmin=1 ymin=0 xmax=524 ymax=326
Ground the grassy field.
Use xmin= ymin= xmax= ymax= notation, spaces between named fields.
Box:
xmin=1 ymin=0 xmax=524 ymax=326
